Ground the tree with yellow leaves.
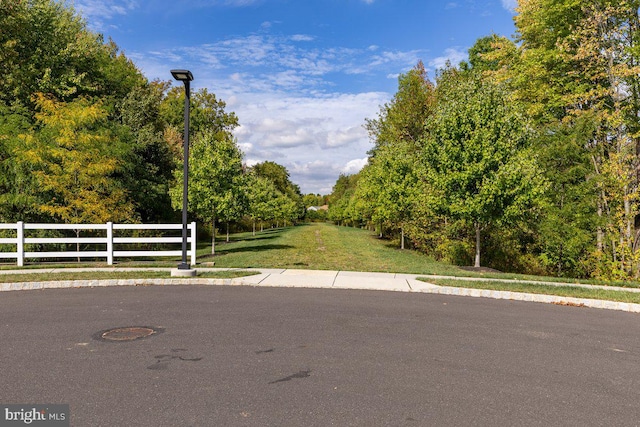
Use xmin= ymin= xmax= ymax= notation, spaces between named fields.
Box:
xmin=18 ymin=94 xmax=135 ymax=230
xmin=513 ymin=0 xmax=640 ymax=278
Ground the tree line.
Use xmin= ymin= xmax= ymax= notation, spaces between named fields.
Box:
xmin=328 ymin=0 xmax=640 ymax=280
xmin=0 ymin=0 xmax=304 ymax=245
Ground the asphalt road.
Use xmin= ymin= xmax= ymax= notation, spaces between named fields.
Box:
xmin=1 ymin=285 xmax=640 ymax=426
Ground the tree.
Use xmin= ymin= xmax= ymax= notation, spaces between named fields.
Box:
xmin=303 ymin=194 xmax=324 ymax=208
xmin=170 ymin=130 xmax=245 ymax=254
xmin=365 ymin=61 xmax=434 ymax=155
xmin=422 ymin=69 xmax=545 ymax=268
xmin=251 ymin=161 xmax=304 ymax=222
xmin=252 ymin=161 xmax=300 ymax=194
xmin=514 ymin=0 xmax=640 ymax=278
xmin=219 ymin=174 xmax=249 ymax=242
xmin=246 ymin=174 xmax=279 ymax=234
xmin=160 ymin=87 xmax=238 ymax=138
xmin=0 ymin=0 xmax=183 ymax=227
xmin=535 ymin=118 xmax=598 ymax=276
xmin=118 ymin=81 xmax=176 ymax=222
xmin=16 ymin=94 xmax=135 ymax=249
xmin=0 ymin=102 xmax=39 ymax=222
xmin=0 ymin=0 xmax=144 ymax=111
xmin=360 ymin=62 xmax=435 ymax=247
xmin=357 ymin=146 xmax=420 ymax=249
xmin=327 ymin=173 xmax=360 ymax=226
xmin=466 ymin=34 xmax=519 ymax=74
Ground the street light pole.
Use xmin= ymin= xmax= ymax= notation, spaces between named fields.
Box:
xmin=170 ymin=69 xmax=195 ymax=276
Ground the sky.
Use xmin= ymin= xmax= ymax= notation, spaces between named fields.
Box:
xmin=73 ymin=0 xmax=519 ymax=195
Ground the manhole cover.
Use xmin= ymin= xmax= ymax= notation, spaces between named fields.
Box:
xmin=94 ymin=326 xmax=163 ymax=342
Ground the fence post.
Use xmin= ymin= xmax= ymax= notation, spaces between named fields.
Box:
xmin=190 ymin=222 xmax=196 ymax=266
xmin=107 ymin=222 xmax=113 ymax=265
xmin=17 ymin=221 xmax=24 ymax=267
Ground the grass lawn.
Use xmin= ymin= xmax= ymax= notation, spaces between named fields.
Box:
xmin=0 ymin=270 xmax=257 ymax=283
xmin=201 ymin=223 xmax=465 ymax=274
xmin=427 ymin=278 xmax=640 ymax=304
xmin=204 ymin=223 xmax=640 ymax=289
xmin=199 ymin=224 xmax=561 ymax=277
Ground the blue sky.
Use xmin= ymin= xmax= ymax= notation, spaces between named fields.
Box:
xmin=74 ymin=0 xmax=518 ymax=194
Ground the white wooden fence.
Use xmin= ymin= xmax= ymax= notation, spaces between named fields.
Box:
xmin=0 ymin=222 xmax=196 ymax=267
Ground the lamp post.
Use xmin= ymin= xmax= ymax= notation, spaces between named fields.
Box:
xmin=170 ymin=69 xmax=196 ymax=276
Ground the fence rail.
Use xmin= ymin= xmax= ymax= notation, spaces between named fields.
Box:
xmin=0 ymin=222 xmax=196 ymax=266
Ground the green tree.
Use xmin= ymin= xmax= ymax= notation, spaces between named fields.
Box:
xmin=170 ymin=130 xmax=245 ymax=254
xmin=360 ymin=61 xmax=435 ymax=247
xmin=0 ymin=0 xmax=179 ymax=226
xmin=160 ymin=87 xmax=238 ymax=139
xmin=535 ymin=118 xmax=598 ymax=277
xmin=118 ymin=81 xmax=176 ymax=222
xmin=0 ymin=0 xmax=143 ymax=111
xmin=0 ymin=103 xmax=39 ymax=222
xmin=357 ymin=146 xmax=420 ymax=249
xmin=365 ymin=61 xmax=434 ymax=155
xmin=422 ymin=69 xmax=545 ymax=268
xmin=252 ymin=161 xmax=300 ymax=194
xmin=246 ymin=174 xmax=280 ymax=234
xmin=303 ymin=194 xmax=324 ymax=209
xmin=328 ymin=173 xmax=360 ymax=226
xmin=220 ymin=174 xmax=249 ymax=242
xmin=251 ymin=161 xmax=304 ymax=222
xmin=466 ymin=34 xmax=519 ymax=74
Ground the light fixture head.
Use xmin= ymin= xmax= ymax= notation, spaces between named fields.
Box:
xmin=170 ymin=69 xmax=194 ymax=82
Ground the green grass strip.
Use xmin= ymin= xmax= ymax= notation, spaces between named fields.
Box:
xmin=425 ymin=278 xmax=640 ymax=304
xmin=0 ymin=270 xmax=257 ymax=283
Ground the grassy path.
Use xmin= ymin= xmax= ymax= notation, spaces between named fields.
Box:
xmin=207 ymin=223 xmax=640 ymax=290
xmin=202 ymin=223 xmax=459 ymax=274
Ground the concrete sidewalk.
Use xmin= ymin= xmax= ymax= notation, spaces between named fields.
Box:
xmin=0 ymin=267 xmax=639 ymax=314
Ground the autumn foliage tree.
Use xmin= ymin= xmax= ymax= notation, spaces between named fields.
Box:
xmin=18 ymin=94 xmax=135 ymax=225
xmin=513 ymin=0 xmax=640 ymax=278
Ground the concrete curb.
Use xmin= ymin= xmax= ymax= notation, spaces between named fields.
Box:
xmin=1 ymin=272 xmax=639 ymax=314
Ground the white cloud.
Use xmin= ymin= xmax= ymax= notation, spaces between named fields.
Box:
xmin=369 ymin=50 xmax=423 ymax=68
xmin=237 ymin=141 xmax=253 ymax=153
xmin=134 ymin=34 xmax=424 ymax=92
xmin=343 ymin=158 xmax=368 ymax=175
xmin=326 ymin=127 xmax=367 ymax=149
xmin=501 ymin=0 xmax=518 ymax=11
xmin=290 ymin=158 xmax=368 ymax=195
xmin=133 ymin=33 xmax=421 ymax=92
xmin=290 ymin=34 xmax=315 ymax=42
xmin=227 ymin=91 xmax=388 ymax=193
xmin=74 ymin=0 xmax=137 ymax=30
xmin=428 ymin=47 xmax=468 ymax=70
xmin=114 ymin=31 xmax=419 ymax=193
